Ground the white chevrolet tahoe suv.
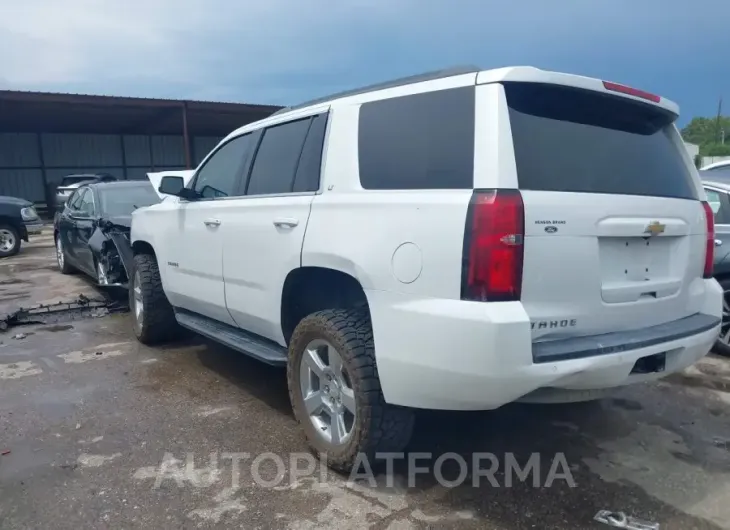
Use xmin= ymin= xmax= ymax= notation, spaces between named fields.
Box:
xmin=130 ymin=66 xmax=722 ymax=471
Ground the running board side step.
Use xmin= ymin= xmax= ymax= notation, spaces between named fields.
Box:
xmin=174 ymin=309 xmax=288 ymax=366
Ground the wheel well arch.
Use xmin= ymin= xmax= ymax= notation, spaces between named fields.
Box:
xmin=280 ymin=267 xmax=370 ymax=345
xmin=132 ymin=240 xmax=156 ymax=257
xmin=0 ymin=215 xmax=21 ymax=231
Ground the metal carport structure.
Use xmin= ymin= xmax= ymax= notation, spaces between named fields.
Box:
xmin=0 ymin=90 xmax=281 ymax=210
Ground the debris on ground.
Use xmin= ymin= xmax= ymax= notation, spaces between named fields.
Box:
xmin=594 ymin=510 xmax=659 ymax=530
xmin=90 ymin=308 xmax=109 ymax=318
xmin=1 ymin=449 xmax=11 ymax=456
xmin=95 ymin=351 xmax=103 ymax=356
xmin=0 ymin=294 xmax=128 ymax=330
xmin=13 ymin=333 xmax=27 ymax=340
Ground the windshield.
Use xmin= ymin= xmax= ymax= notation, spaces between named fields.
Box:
xmin=505 ymin=82 xmax=697 ymax=200
xmin=99 ymin=184 xmax=161 ymax=216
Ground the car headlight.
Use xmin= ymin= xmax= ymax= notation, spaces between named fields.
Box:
xmin=21 ymin=207 xmax=39 ymax=221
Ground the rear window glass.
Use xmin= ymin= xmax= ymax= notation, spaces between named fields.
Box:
xmin=505 ymin=82 xmax=697 ymax=200
xmin=358 ymin=87 xmax=475 ymax=190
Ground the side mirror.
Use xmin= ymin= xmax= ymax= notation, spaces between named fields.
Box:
xmin=159 ymin=176 xmax=185 ymax=196
xmin=159 ymin=176 xmax=198 ymax=200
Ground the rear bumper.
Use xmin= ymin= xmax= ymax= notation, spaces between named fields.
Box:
xmin=367 ymin=280 xmax=722 ymax=410
xmin=532 ymin=313 xmax=720 ymax=363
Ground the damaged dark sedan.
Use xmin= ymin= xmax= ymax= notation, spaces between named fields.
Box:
xmin=53 ymin=181 xmax=160 ymax=287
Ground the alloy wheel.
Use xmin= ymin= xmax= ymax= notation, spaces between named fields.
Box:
xmin=0 ymin=229 xmax=16 ymax=253
xmin=132 ymin=271 xmax=144 ymax=324
xmin=56 ymin=237 xmax=64 ymax=268
xmin=299 ymin=339 xmax=356 ymax=446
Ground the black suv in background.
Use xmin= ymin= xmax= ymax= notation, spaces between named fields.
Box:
xmin=55 ymin=173 xmax=117 ymax=212
xmin=0 ymin=195 xmax=43 ymax=257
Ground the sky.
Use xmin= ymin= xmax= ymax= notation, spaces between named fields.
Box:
xmin=0 ymin=0 xmax=727 ymax=127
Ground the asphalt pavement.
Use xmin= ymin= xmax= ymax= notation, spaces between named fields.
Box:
xmin=1 ymin=230 xmax=730 ymax=529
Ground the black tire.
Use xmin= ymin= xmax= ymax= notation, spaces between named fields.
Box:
xmin=130 ymin=253 xmax=178 ymax=345
xmin=714 ymin=277 xmax=730 ymax=357
xmin=0 ymin=224 xmax=21 ymax=258
xmin=287 ymin=308 xmax=415 ymax=472
xmin=55 ymin=233 xmax=74 ymax=274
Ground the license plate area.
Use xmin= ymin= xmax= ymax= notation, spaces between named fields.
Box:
xmin=599 ymin=237 xmax=673 ymax=283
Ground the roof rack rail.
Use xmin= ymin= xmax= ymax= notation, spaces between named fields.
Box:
xmin=274 ymin=65 xmax=481 ymax=116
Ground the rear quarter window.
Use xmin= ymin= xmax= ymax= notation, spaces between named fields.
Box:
xmin=505 ymin=82 xmax=698 ymax=200
xmin=358 ymin=87 xmax=475 ymax=190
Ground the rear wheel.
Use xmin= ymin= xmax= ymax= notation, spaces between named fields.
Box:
xmin=714 ymin=278 xmax=730 ymax=357
xmin=130 ymin=253 xmax=178 ymax=344
xmin=0 ymin=225 xmax=20 ymax=258
xmin=288 ymin=308 xmax=415 ymax=472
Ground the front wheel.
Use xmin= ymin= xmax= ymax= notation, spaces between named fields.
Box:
xmin=55 ymin=234 xmax=74 ymax=273
xmin=287 ymin=308 xmax=415 ymax=472
xmin=0 ymin=225 xmax=21 ymax=258
xmin=130 ymin=253 xmax=179 ymax=344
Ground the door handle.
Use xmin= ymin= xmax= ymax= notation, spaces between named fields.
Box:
xmin=716 ymin=239 xmax=723 ymax=247
xmin=204 ymin=218 xmax=221 ymax=227
xmin=273 ymin=218 xmax=299 ymax=228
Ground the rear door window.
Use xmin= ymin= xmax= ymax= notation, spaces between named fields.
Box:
xmin=292 ymin=114 xmax=327 ymax=192
xmin=505 ymin=82 xmax=697 ymax=200
xmin=245 ymin=118 xmax=312 ymax=196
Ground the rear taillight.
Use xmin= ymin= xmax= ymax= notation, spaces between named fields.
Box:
xmin=702 ymin=201 xmax=715 ymax=279
xmin=602 ymin=81 xmax=661 ymax=103
xmin=461 ymin=189 xmax=524 ymax=302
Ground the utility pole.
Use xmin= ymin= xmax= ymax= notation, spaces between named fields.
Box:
xmin=715 ymin=97 xmax=723 ymax=143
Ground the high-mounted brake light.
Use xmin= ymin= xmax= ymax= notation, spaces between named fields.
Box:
xmin=702 ymin=201 xmax=715 ymax=279
xmin=602 ymin=81 xmax=661 ymax=103
xmin=461 ymin=189 xmax=524 ymax=302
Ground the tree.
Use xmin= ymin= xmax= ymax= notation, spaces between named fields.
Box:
xmin=703 ymin=143 xmax=730 ymax=156
xmin=681 ymin=116 xmax=730 ymax=147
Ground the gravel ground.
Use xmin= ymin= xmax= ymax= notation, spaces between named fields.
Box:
xmin=1 ymin=230 xmax=730 ymax=529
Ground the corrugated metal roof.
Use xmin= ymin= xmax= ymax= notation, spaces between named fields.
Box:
xmin=0 ymin=89 xmax=282 ymax=111
xmin=0 ymin=89 xmax=283 ymax=135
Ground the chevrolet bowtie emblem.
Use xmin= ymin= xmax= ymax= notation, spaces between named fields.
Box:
xmin=644 ymin=221 xmax=666 ymax=236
